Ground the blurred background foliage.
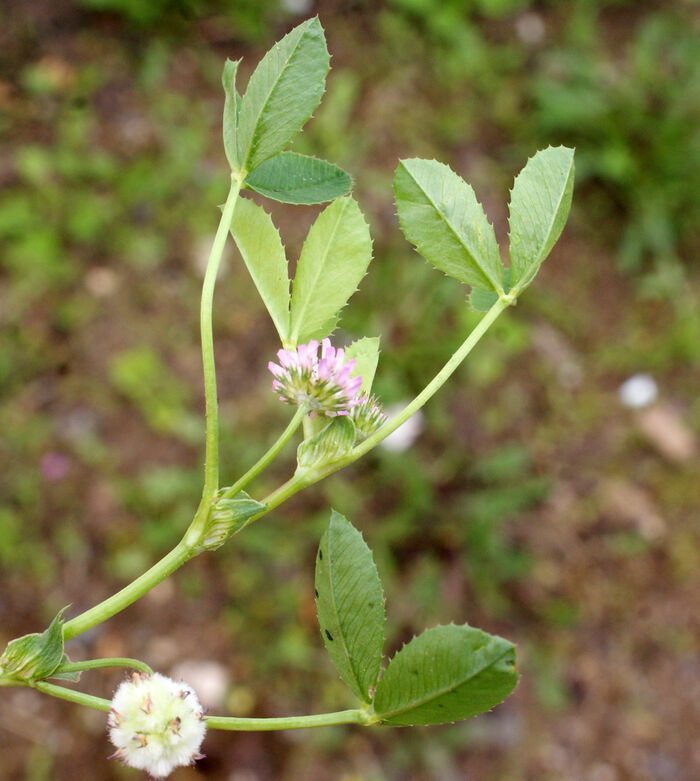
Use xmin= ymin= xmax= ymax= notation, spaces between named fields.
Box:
xmin=1 ymin=1 xmax=699 ymax=780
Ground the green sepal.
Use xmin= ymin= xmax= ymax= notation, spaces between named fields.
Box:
xmin=373 ymin=623 xmax=518 ymax=726
xmin=195 ymin=490 xmax=267 ymax=552
xmin=296 ymin=416 xmax=356 ymax=470
xmin=246 ymin=152 xmax=352 ymax=205
xmin=0 ymin=608 xmax=69 ymax=684
xmin=315 ymin=511 xmax=385 ymax=704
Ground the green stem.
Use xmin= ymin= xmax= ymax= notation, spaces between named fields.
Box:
xmin=55 ymin=658 xmax=153 ymax=676
xmin=33 ymin=681 xmax=111 ymax=713
xmin=62 ymin=541 xmax=193 ymax=641
xmin=221 ymin=406 xmax=306 ymax=500
xmin=206 ymin=708 xmax=374 ymax=731
xmin=352 ymin=297 xmax=510 ymax=459
xmin=200 ymin=176 xmax=243 ymax=502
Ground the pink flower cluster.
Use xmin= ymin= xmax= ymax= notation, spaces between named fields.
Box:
xmin=268 ymin=338 xmax=364 ymax=417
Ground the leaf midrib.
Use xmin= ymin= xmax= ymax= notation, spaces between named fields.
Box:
xmin=375 ymin=644 xmax=512 ymax=720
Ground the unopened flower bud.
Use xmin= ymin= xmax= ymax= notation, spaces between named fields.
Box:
xmin=107 ymin=672 xmax=206 ymax=778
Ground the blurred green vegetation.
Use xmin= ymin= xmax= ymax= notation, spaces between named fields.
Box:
xmin=1 ymin=1 xmax=699 ymax=780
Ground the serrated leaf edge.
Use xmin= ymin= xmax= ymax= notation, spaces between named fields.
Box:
xmin=374 ymin=623 xmax=517 ymax=722
xmin=394 ymin=158 xmax=504 ymax=293
xmin=507 ymin=145 xmax=575 ymax=293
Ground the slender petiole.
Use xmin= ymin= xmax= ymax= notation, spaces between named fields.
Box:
xmin=351 ymin=296 xmax=510 ymax=459
xmin=220 ymin=405 xmax=307 ymax=501
xmin=200 ymin=175 xmax=243 ymax=503
xmin=206 ymin=708 xmax=374 ymax=731
xmin=34 ymin=680 xmax=375 ymax=731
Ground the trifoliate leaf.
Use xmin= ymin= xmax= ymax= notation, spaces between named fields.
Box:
xmin=221 ymin=58 xmax=242 ymax=171
xmin=345 ymin=337 xmax=380 ymax=394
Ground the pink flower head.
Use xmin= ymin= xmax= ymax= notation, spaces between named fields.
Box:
xmin=268 ymin=338 xmax=364 ymax=417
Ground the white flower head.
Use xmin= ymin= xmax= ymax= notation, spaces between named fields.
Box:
xmin=107 ymin=672 xmax=207 ymax=778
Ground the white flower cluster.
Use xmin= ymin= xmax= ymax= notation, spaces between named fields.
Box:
xmin=108 ymin=672 xmax=207 ymax=778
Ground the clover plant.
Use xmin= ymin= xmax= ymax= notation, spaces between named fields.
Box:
xmin=0 ymin=17 xmax=574 ymax=778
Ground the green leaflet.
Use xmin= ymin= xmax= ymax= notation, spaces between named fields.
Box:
xmin=394 ymin=158 xmax=504 ymax=292
xmin=315 ymin=511 xmax=385 ymax=704
xmin=236 ymin=17 xmax=330 ymax=174
xmin=345 ymin=337 xmax=380 ymax=395
xmin=246 ymin=152 xmax=352 ymax=205
xmin=231 ymin=197 xmax=290 ymax=343
xmin=373 ymin=624 xmax=518 ymax=726
xmin=290 ymin=196 xmax=372 ymax=345
xmin=221 ymin=58 xmax=242 ymax=171
xmin=508 ymin=146 xmax=575 ymax=293
xmin=0 ymin=608 xmax=68 ymax=683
